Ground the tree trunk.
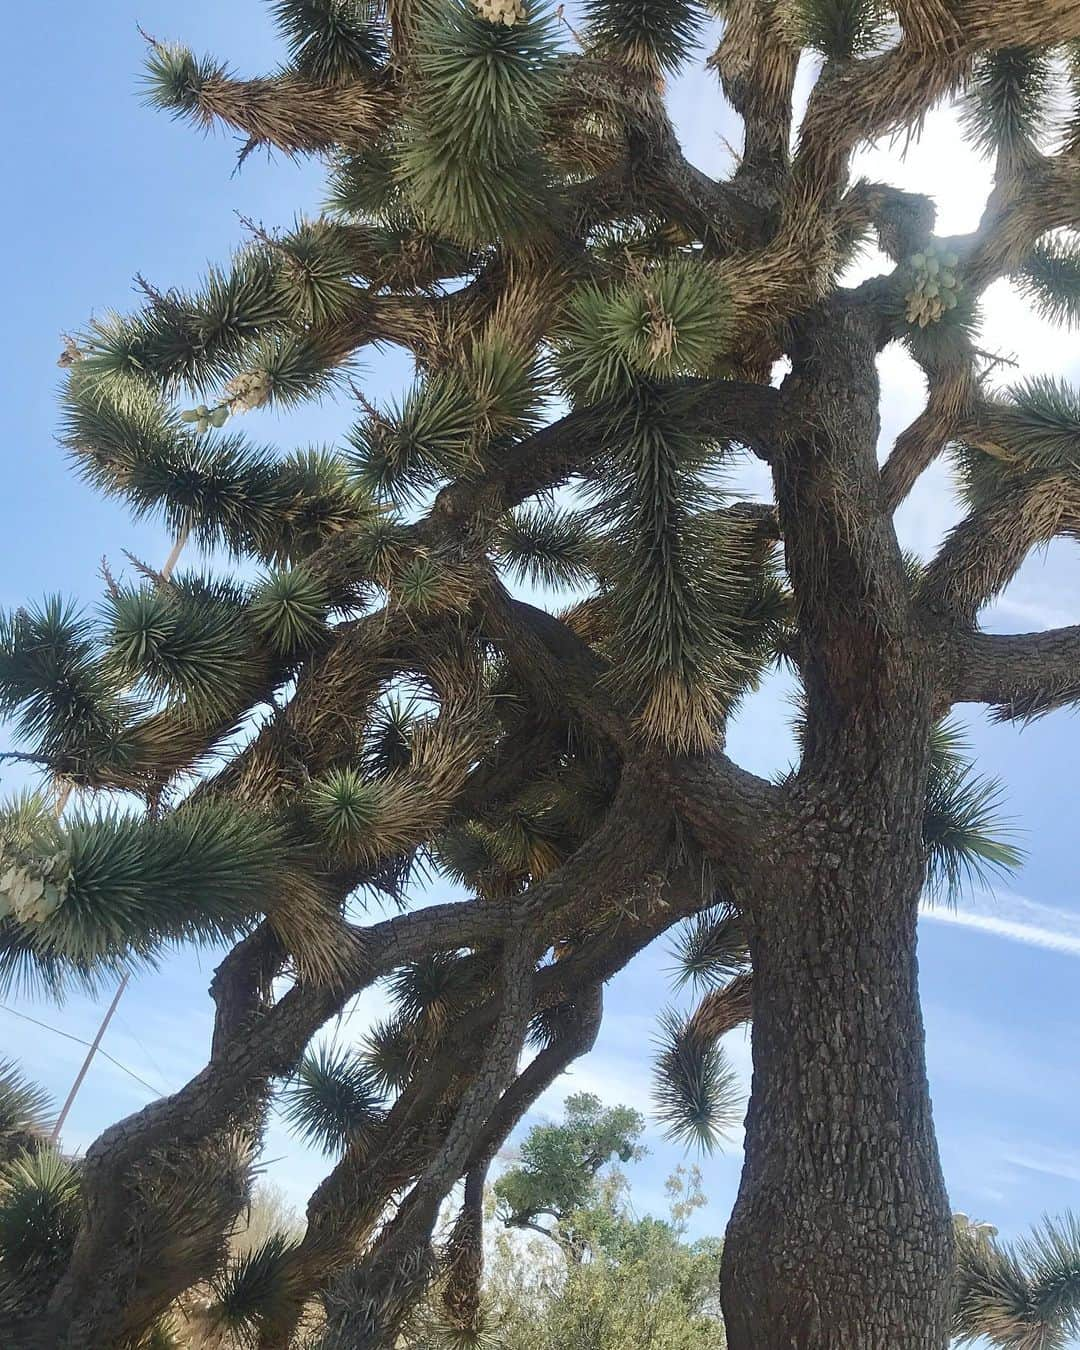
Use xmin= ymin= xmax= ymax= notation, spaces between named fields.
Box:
xmin=719 ymin=300 xmax=954 ymax=1348
xmin=720 ymin=813 xmax=954 ymax=1349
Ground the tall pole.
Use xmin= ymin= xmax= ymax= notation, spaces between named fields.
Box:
xmin=48 ymin=526 xmax=190 ymax=1145
xmin=49 ymin=976 xmax=129 ymax=1143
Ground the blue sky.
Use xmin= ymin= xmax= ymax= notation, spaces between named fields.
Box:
xmin=2 ymin=0 xmax=1079 ymax=1273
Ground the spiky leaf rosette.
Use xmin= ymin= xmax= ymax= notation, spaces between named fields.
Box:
xmin=395 ymin=0 xmax=559 ymax=246
xmin=955 ymin=379 xmax=1080 ymax=510
xmin=499 ymin=506 xmax=596 ymax=588
xmin=349 ymin=336 xmax=544 ymax=503
xmin=249 ymin=566 xmax=330 ymax=654
xmin=362 ymin=1013 xmax=422 ymax=1094
xmin=61 ymin=373 xmax=370 ymax=564
xmin=0 ymin=598 xmax=137 ymax=781
xmin=364 ymin=694 xmax=419 ymax=775
xmin=557 ymin=259 xmax=734 ymax=404
xmin=0 ymin=801 xmax=309 ymax=988
xmin=104 ymin=579 xmax=264 ymax=719
xmin=280 ymin=1044 xmax=385 ymax=1154
xmin=203 ymin=1230 xmax=305 ymax=1345
xmin=779 ymin=0 xmax=891 ymax=58
xmin=923 ymin=720 xmax=1023 ymax=901
xmin=1013 ymin=235 xmax=1080 ymax=330
xmin=652 ymin=1007 xmax=741 ymax=1153
xmin=386 ymin=951 xmax=489 ymax=1034
xmin=581 ymin=0 xmax=706 ymax=75
xmin=348 ymin=372 xmax=480 ymax=504
xmin=601 ymin=401 xmax=748 ymax=750
xmin=953 ymin=1212 xmax=1080 ymax=1349
xmin=0 ymin=1063 xmax=54 ymax=1161
xmin=0 ymin=1149 xmax=82 ymax=1316
xmin=668 ymin=904 xmax=749 ymax=990
xmin=960 ymin=48 xmax=1056 ymax=167
xmin=272 ymin=0 xmax=388 ymax=83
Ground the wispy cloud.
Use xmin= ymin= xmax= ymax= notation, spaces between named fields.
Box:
xmin=920 ymin=893 xmax=1080 ymax=959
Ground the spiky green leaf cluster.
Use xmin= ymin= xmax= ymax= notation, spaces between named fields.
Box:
xmin=104 ymin=578 xmax=259 ymax=717
xmin=581 ymin=0 xmax=706 ymax=76
xmin=143 ymin=43 xmax=225 ymax=120
xmin=62 ymin=375 xmax=370 ymax=563
xmin=272 ymin=0 xmax=388 ymax=83
xmin=75 ymin=223 xmax=359 ymax=401
xmin=349 ymin=337 xmax=544 ymax=502
xmin=362 ymin=1013 xmax=422 ymax=1094
xmin=0 ymin=1148 xmax=81 ymax=1316
xmin=589 ymin=393 xmax=751 ymax=750
xmin=652 ymin=1008 xmax=741 ymax=1154
xmin=205 ymin=1231 xmax=305 ymax=1346
xmin=557 ymin=260 xmax=733 ymax=404
xmin=499 ymin=507 xmax=596 ymax=588
xmin=668 ymin=905 xmax=748 ymax=990
xmin=280 ymin=1044 xmax=384 ymax=1155
xmin=960 ymin=48 xmax=1055 ymax=164
xmin=780 ymin=0 xmax=891 ymax=59
xmin=954 ymin=1212 xmax=1080 ymax=1349
xmin=307 ymin=767 xmax=385 ymax=852
xmin=0 ymin=598 xmax=136 ymax=780
xmin=395 ymin=0 xmax=559 ymax=245
xmin=0 ymin=1063 xmax=53 ymax=1160
xmin=923 ymin=720 xmax=1023 ymax=901
xmin=249 ymin=566 xmax=330 ymax=654
xmin=364 ymin=695 xmax=419 ymax=775
xmin=956 ymin=378 xmax=1080 ymax=509
xmin=385 ymin=951 xmax=488 ymax=1030
xmin=1014 ymin=235 xmax=1080 ymax=330
xmin=326 ymin=145 xmax=403 ymax=219
xmin=0 ymin=801 xmax=300 ymax=990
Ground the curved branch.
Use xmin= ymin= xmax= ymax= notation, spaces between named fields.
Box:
xmin=950 ymin=626 xmax=1080 ymax=722
xmin=947 ymin=151 xmax=1080 ymax=297
xmin=428 ymin=378 xmax=785 ymax=535
xmin=689 ymin=970 xmax=754 ymax=1040
xmin=919 ymin=479 xmax=1080 ymax=624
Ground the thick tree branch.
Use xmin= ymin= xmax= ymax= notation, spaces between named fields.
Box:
xmin=919 ymin=479 xmax=1080 ymax=624
xmin=950 ymin=626 xmax=1080 ymax=721
xmin=689 ymin=970 xmax=755 ymax=1041
xmin=880 ymin=360 xmax=977 ymax=511
xmin=709 ymin=0 xmax=799 ymax=191
xmin=947 ymin=151 xmax=1080 ymax=297
xmin=428 ymin=378 xmax=785 ymax=537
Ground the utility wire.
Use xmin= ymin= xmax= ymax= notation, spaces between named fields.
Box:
xmin=0 ymin=1003 xmax=165 ymax=1098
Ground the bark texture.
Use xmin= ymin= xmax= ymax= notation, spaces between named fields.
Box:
xmin=721 ymin=303 xmax=953 ymax=1349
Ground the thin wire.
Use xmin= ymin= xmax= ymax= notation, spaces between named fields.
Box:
xmin=114 ymin=1007 xmax=172 ymax=1094
xmin=0 ymin=1003 xmax=164 ymax=1098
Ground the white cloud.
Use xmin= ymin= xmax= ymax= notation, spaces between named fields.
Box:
xmin=921 ymin=892 xmax=1080 ymax=959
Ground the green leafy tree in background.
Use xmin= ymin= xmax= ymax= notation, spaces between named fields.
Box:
xmin=0 ymin=0 xmax=1079 ymax=1343
xmin=404 ymin=1100 xmax=725 ymax=1350
xmin=479 ymin=1169 xmax=727 ymax=1350
xmin=492 ymin=1091 xmax=645 ymax=1256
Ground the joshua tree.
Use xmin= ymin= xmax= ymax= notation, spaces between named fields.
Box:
xmin=2 ymin=0 xmax=1080 ymax=1344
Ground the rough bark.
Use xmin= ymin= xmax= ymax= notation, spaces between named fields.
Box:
xmin=722 ymin=819 xmax=953 ymax=1350
xmin=721 ymin=301 xmax=954 ymax=1349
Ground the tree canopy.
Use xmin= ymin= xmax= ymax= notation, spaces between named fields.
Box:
xmin=2 ymin=0 xmax=1080 ymax=1344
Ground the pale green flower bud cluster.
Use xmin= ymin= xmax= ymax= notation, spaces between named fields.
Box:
xmin=471 ymin=0 xmax=526 ymax=25
xmin=180 ymin=402 xmax=229 ymax=434
xmin=904 ymin=243 xmax=962 ymax=327
xmin=0 ymin=846 xmax=72 ymax=925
